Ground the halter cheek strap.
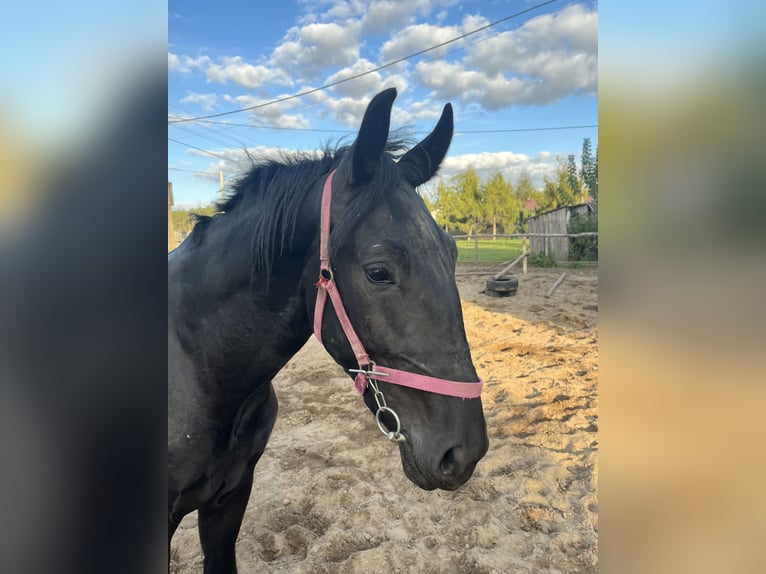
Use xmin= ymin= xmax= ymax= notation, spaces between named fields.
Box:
xmin=313 ymin=169 xmax=483 ymax=400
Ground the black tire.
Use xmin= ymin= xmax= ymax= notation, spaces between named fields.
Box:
xmin=486 ymin=276 xmax=519 ymax=293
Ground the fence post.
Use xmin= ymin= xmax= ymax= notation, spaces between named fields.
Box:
xmin=522 ymin=237 xmax=528 ymax=275
xmin=473 ymin=235 xmax=479 ymax=262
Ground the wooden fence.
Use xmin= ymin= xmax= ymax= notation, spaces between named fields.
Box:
xmin=452 ymin=233 xmax=599 ymax=265
xmin=527 ymin=203 xmax=595 ymax=260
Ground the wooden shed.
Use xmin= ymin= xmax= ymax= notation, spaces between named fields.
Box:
xmin=527 ymin=203 xmax=595 ymax=261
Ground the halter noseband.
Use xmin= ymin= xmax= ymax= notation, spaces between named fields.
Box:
xmin=312 ymin=169 xmax=483 ymax=440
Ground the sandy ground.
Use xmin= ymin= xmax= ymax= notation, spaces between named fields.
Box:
xmin=170 ymin=264 xmax=598 ymax=573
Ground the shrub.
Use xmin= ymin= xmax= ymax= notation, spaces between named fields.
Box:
xmin=528 ymin=253 xmax=557 ymax=267
xmin=568 ymin=212 xmax=598 ymax=261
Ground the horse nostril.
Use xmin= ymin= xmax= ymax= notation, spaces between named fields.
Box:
xmin=439 ymin=446 xmax=458 ymax=477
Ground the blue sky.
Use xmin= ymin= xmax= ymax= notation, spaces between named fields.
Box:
xmin=169 ymin=0 xmax=598 ymax=208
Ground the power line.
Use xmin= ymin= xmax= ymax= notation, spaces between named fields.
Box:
xmin=168 ymin=122 xmax=598 ymax=163
xmin=168 ymin=0 xmax=559 ymax=124
xmin=168 ymin=166 xmax=225 ymax=176
xmin=169 ymin=104 xmax=251 ymax=150
xmin=174 ymin=118 xmax=596 ymax=135
xmin=171 ymin=118 xmax=353 ymax=134
xmin=168 ymin=137 xmax=232 ymax=162
xmin=457 ymin=124 xmax=597 ymax=134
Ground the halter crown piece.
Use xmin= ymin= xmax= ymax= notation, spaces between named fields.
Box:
xmin=313 ymin=169 xmax=484 ymax=400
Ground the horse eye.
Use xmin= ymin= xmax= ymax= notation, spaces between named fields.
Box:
xmin=365 ymin=266 xmax=394 ymax=284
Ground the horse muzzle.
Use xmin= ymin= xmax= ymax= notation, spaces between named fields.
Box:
xmin=397 ymin=429 xmax=489 ymax=491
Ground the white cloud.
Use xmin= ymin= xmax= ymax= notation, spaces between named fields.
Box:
xmin=170 ymin=4 xmax=595 ymax=121
xmin=362 ymin=1 xmax=415 ymax=35
xmin=361 ymin=0 xmax=435 ymax=35
xmin=307 ymin=74 xmax=419 ymax=129
xmin=298 ymin=0 xmax=457 ymax=30
xmin=380 ymin=22 xmax=461 ymax=62
xmin=221 ymin=94 xmax=310 ymax=129
xmin=323 ymin=58 xmax=386 ymax=97
xmin=522 ymin=4 xmax=598 ymax=53
xmin=271 ymin=21 xmax=362 ymax=82
xmin=180 ymin=92 xmax=218 ymax=111
xmin=390 ymin=96 xmax=442 ymax=126
xmin=379 ymin=13 xmax=489 ymax=62
xmin=392 ymin=4 xmax=597 ymax=109
xmin=168 ymin=52 xmax=180 ymax=71
xmin=442 ymin=150 xmax=529 ymax=177
xmin=314 ymin=94 xmax=372 ymax=128
xmin=414 ymin=60 xmax=484 ymax=100
xmin=463 ymin=4 xmax=597 ymax=106
xmin=461 ymin=13 xmax=489 ymax=34
xmin=438 ymin=150 xmax=561 ymax=188
xmin=466 ymin=5 xmax=597 ymax=77
xmin=297 ymin=0 xmax=365 ymax=23
xmin=205 ymin=56 xmax=291 ymax=89
xmin=168 ymin=52 xmax=210 ymax=74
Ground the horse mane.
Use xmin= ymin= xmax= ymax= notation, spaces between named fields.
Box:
xmin=187 ymin=137 xmax=411 ymax=286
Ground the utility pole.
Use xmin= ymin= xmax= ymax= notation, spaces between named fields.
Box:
xmin=220 ymin=170 xmax=225 ymax=201
xmin=168 ymin=181 xmax=174 ymax=251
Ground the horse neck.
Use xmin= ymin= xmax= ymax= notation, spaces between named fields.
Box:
xmin=169 ymin=214 xmax=315 ymax=396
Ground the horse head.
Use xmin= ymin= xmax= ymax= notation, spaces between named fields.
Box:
xmin=305 ymin=88 xmax=489 ymax=490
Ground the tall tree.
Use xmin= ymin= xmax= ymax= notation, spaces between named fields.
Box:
xmin=432 ymin=178 xmax=463 ymax=233
xmin=542 ymin=177 xmax=560 ymax=210
xmin=580 ymin=137 xmax=598 ymax=202
xmin=514 ymin=170 xmax=545 ymax=229
xmin=543 ymin=156 xmax=579 ymax=209
xmin=483 ymin=172 xmax=517 ymax=238
xmin=566 ymin=154 xmax=584 ymax=203
xmin=592 ymin=144 xmax=599 ymax=203
xmin=515 ymin=170 xmax=539 ymax=211
xmin=451 ymin=166 xmax=483 ymax=237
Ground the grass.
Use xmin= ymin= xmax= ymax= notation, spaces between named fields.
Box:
xmin=455 ymin=237 xmax=525 ymax=263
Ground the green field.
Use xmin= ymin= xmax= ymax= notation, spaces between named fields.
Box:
xmin=455 ymin=237 xmax=524 ymax=263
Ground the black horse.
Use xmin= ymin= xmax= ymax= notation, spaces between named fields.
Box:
xmin=168 ymin=88 xmax=489 ymax=573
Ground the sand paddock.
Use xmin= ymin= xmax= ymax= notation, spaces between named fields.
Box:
xmin=170 ymin=265 xmax=598 ymax=573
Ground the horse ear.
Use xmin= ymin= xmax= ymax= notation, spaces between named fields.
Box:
xmin=398 ymin=102 xmax=454 ymax=188
xmin=351 ymin=88 xmax=397 ymax=185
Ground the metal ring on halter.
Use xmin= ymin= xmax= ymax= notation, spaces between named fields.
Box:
xmin=375 ymin=406 xmax=406 ymax=443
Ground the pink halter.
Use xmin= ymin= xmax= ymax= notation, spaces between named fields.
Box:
xmin=313 ymin=169 xmax=483 ymax=400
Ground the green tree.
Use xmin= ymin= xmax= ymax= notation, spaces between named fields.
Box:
xmin=512 ymin=170 xmax=546 ymax=232
xmin=542 ymin=177 xmax=560 ymax=210
xmin=432 ymin=178 xmax=465 ymax=233
xmin=566 ymin=154 xmax=584 ymax=203
xmin=543 ymin=156 xmax=579 ymax=209
xmin=515 ymin=169 xmax=542 ymax=214
xmin=593 ymin=144 xmax=599 ymax=203
xmin=515 ymin=169 xmax=535 ymax=204
xmin=483 ymin=172 xmax=518 ymax=238
xmin=451 ymin=166 xmax=483 ymax=237
xmin=580 ymin=137 xmax=598 ymax=203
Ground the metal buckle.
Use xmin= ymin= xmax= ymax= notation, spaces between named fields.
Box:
xmin=348 ymin=366 xmax=389 ymax=378
xmin=348 ymin=365 xmax=405 ymax=443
